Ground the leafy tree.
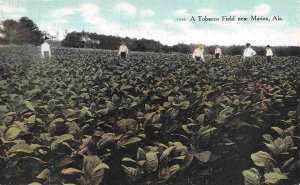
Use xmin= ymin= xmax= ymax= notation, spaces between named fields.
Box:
xmin=162 ymin=45 xmax=172 ymax=53
xmin=172 ymin=43 xmax=193 ymax=54
xmin=134 ymin=40 xmax=146 ymax=51
xmin=61 ymin=31 xmax=84 ymax=48
xmin=61 ymin=31 xmax=163 ymax=52
xmin=253 ymin=46 xmax=266 ymax=56
xmin=225 ymin=45 xmax=244 ymax=55
xmin=0 ymin=19 xmax=18 ymax=44
xmin=0 ymin=17 xmax=42 ymax=45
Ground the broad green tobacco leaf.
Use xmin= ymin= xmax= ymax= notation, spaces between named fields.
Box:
xmin=264 ymin=172 xmax=288 ymax=184
xmin=196 ymin=114 xmax=205 ymax=124
xmin=242 ymin=168 xmax=260 ymax=185
xmin=8 ymin=142 xmax=33 ymax=154
xmin=122 ymin=165 xmax=139 ymax=179
xmin=5 ymin=112 xmax=16 ymax=116
xmin=193 ymin=151 xmax=211 ymax=163
xmin=5 ymin=126 xmax=21 ymax=140
xmin=137 ymin=147 xmax=146 ymax=161
xmin=122 ymin=157 xmax=137 ymax=164
xmin=14 ymin=121 xmax=28 ymax=133
xmin=79 ymin=106 xmax=92 ymax=118
xmin=2 ymin=116 xmax=13 ymax=124
xmin=271 ymin=127 xmax=285 ymax=137
xmin=119 ymin=137 xmax=141 ymax=147
xmin=198 ymin=127 xmax=217 ymax=138
xmin=251 ymin=151 xmax=274 ymax=167
xmin=50 ymin=118 xmax=64 ymax=125
xmin=158 ymin=164 xmax=180 ymax=183
xmin=36 ymin=168 xmax=50 ymax=179
xmin=51 ymin=134 xmax=74 ymax=149
xmin=215 ymin=113 xmax=227 ymax=124
xmin=160 ymin=146 xmax=175 ymax=161
xmin=28 ymin=183 xmax=42 ymax=185
xmin=61 ymin=168 xmax=82 ymax=175
xmin=180 ymin=101 xmax=190 ymax=109
xmin=24 ymin=101 xmax=35 ymax=111
xmin=27 ymin=88 xmax=42 ymax=97
xmin=262 ymin=134 xmax=273 ymax=142
xmin=97 ymin=133 xmax=116 ymax=148
xmin=182 ymin=125 xmax=194 ymax=134
xmin=282 ymin=157 xmax=294 ymax=169
xmin=181 ymin=154 xmax=193 ymax=169
xmin=79 ymin=155 xmax=108 ymax=185
xmin=92 ymin=163 xmax=109 ymax=173
xmin=169 ymin=164 xmax=180 ymax=177
xmin=117 ymin=118 xmax=137 ymax=133
xmin=145 ymin=152 xmax=158 ymax=171
xmin=144 ymin=112 xmax=156 ymax=121
xmin=283 ymin=136 xmax=293 ymax=149
xmin=215 ymin=106 xmax=234 ymax=124
xmin=27 ymin=115 xmax=36 ymax=124
xmin=62 ymin=109 xmax=76 ymax=118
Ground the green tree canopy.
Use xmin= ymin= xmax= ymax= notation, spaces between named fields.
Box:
xmin=0 ymin=17 xmax=43 ymax=45
xmin=61 ymin=31 xmax=85 ymax=48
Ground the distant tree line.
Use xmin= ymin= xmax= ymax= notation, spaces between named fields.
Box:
xmin=61 ymin=31 xmax=163 ymax=52
xmin=0 ymin=17 xmax=299 ymax=56
xmin=62 ymin=31 xmax=300 ymax=56
xmin=0 ymin=17 xmax=43 ymax=45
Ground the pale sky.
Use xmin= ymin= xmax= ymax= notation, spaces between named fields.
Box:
xmin=0 ymin=0 xmax=300 ymax=46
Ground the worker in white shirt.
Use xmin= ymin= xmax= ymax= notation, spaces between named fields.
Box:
xmin=215 ymin=45 xmax=222 ymax=59
xmin=243 ymin=43 xmax=256 ymax=62
xmin=118 ymin=41 xmax=129 ymax=59
xmin=266 ymin=45 xmax=273 ymax=62
xmin=41 ymin=36 xmax=51 ymax=60
xmin=192 ymin=44 xmax=205 ymax=63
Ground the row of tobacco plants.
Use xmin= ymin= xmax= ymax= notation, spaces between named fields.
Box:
xmin=0 ymin=46 xmax=299 ymax=185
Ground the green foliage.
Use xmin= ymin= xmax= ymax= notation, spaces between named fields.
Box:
xmin=0 ymin=46 xmax=299 ymax=185
xmin=0 ymin=17 xmax=43 ymax=45
xmin=251 ymin=151 xmax=274 ymax=167
xmin=264 ymin=172 xmax=288 ymax=184
xmin=242 ymin=168 xmax=260 ymax=185
xmin=61 ymin=31 xmax=163 ymax=52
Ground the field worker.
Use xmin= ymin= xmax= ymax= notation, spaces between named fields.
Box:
xmin=41 ymin=36 xmax=51 ymax=60
xmin=243 ymin=43 xmax=256 ymax=59
xmin=215 ymin=45 xmax=222 ymax=59
xmin=192 ymin=44 xmax=205 ymax=63
xmin=118 ymin=41 xmax=129 ymax=59
xmin=266 ymin=45 xmax=273 ymax=62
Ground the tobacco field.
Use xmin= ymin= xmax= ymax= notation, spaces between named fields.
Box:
xmin=0 ymin=46 xmax=299 ymax=185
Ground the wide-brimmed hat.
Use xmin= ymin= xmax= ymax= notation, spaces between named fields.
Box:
xmin=44 ymin=36 xmax=49 ymax=40
xmin=246 ymin=43 xmax=251 ymax=46
xmin=216 ymin=45 xmax=220 ymax=48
